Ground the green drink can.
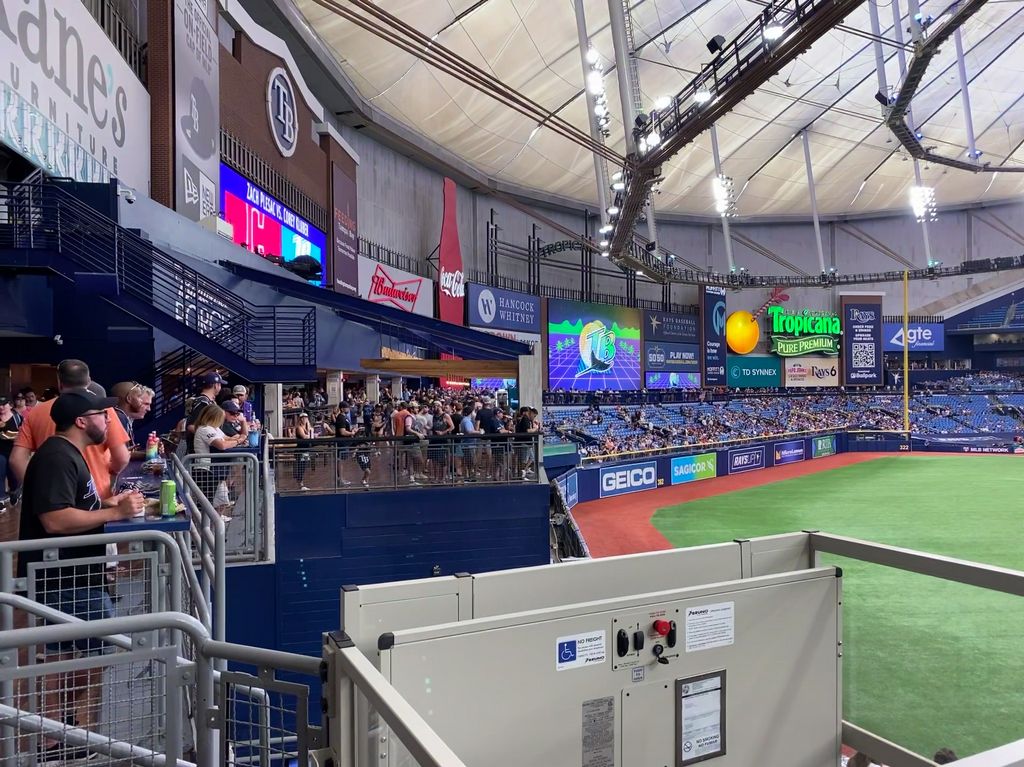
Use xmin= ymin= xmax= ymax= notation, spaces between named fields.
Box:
xmin=160 ymin=480 xmax=177 ymax=517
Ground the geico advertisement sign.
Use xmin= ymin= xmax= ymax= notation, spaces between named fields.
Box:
xmin=599 ymin=461 xmax=659 ymax=498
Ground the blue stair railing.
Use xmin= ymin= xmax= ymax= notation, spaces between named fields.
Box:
xmin=0 ymin=180 xmax=316 ymax=374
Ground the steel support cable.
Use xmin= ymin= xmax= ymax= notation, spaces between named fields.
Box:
xmin=308 ymin=0 xmax=626 ymax=166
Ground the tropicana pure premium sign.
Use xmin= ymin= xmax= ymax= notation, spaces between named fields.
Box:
xmin=767 ymin=306 xmax=841 ymax=356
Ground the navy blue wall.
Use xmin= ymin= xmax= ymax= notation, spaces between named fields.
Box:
xmin=243 ymin=485 xmax=552 ymax=656
xmin=0 ymin=274 xmax=154 ymax=390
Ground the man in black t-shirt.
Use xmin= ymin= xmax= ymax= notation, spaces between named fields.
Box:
xmin=18 ymin=390 xmax=143 ymax=740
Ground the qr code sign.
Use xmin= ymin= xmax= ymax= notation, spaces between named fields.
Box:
xmin=852 ymin=343 xmax=875 ymax=368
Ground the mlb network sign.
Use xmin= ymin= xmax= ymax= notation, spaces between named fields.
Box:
xmin=883 ymin=323 xmax=945 ymax=351
xmin=599 ymin=461 xmax=658 ymax=498
xmin=728 ymin=446 xmax=765 ymax=474
xmin=671 ymin=453 xmax=717 ymax=485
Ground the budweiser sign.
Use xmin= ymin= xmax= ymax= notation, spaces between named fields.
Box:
xmin=368 ymin=264 xmax=422 ymax=312
xmin=440 ymin=267 xmax=464 ymax=299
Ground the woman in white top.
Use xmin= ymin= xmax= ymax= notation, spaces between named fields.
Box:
xmin=192 ymin=405 xmax=246 ymax=506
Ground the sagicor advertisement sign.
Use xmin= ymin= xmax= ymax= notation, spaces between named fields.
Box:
xmin=671 ymin=453 xmax=717 ymax=485
xmin=882 ymin=323 xmax=945 ymax=352
xmin=599 ymin=461 xmax=658 ymax=498
xmin=467 ymin=284 xmax=541 ymax=333
xmin=0 ymin=0 xmax=151 ymax=191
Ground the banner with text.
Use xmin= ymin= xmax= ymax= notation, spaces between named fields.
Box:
xmin=331 ymin=163 xmax=359 ymax=295
xmin=773 ymin=440 xmax=805 ymax=465
xmin=784 ymin=357 xmax=839 ymax=388
xmin=671 ymin=453 xmax=717 ymax=485
xmin=645 ymin=342 xmax=701 ymax=373
xmin=599 ymin=461 xmax=659 ymax=498
xmin=811 ymin=435 xmax=837 ymax=458
xmin=0 ymin=0 xmax=151 ymax=191
xmin=882 ymin=322 xmax=945 ymax=352
xmin=728 ymin=445 xmax=765 ymax=474
xmin=467 ymin=284 xmax=542 ymax=333
xmin=727 ymin=355 xmax=782 ymax=388
xmin=358 ymin=257 xmax=435 ymax=316
xmin=702 ymin=286 xmax=727 ymax=386
xmin=644 ymin=310 xmax=699 ymax=344
xmin=841 ymin=298 xmax=883 ymax=386
xmin=174 ymin=0 xmax=219 ymax=221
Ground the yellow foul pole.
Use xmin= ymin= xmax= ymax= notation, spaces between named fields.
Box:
xmin=903 ymin=270 xmax=910 ymax=433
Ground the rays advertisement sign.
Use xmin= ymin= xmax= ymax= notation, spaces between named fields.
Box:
xmin=599 ymin=461 xmax=659 ymax=498
xmin=728 ymin=446 xmax=765 ymax=474
xmin=671 ymin=453 xmax=717 ymax=485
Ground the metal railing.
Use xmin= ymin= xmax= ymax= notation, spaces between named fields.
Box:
xmin=81 ymin=0 xmax=147 ymax=82
xmin=181 ymin=452 xmax=266 ymax=563
xmin=0 ymin=180 xmax=316 ymax=369
xmin=272 ymin=434 xmax=542 ymax=493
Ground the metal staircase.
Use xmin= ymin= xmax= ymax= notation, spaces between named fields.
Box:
xmin=0 ymin=180 xmax=316 ymax=381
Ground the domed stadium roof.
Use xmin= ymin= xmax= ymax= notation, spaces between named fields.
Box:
xmin=291 ymin=0 xmax=1024 ymax=219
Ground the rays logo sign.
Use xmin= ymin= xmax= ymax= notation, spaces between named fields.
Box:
xmin=577 ymin=321 xmax=617 ymax=377
xmin=548 ymin=299 xmax=641 ymax=391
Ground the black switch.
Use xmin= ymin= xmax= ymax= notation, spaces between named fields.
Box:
xmin=632 ymin=630 xmax=645 ymax=652
xmin=666 ymin=620 xmax=677 ymax=648
xmin=617 ymin=628 xmax=630 ymax=657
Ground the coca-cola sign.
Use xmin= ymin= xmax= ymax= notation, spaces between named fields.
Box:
xmin=437 ymin=178 xmax=465 ymax=324
xmin=357 ymin=257 xmax=434 ymax=317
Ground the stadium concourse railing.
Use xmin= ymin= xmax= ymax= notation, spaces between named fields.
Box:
xmin=271 ymin=434 xmax=542 ymax=493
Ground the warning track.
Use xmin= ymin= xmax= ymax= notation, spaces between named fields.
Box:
xmin=571 ymin=452 xmax=890 ymax=558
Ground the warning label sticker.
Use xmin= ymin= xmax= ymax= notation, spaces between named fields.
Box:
xmin=556 ymin=630 xmax=607 ymax=671
xmin=684 ymin=602 xmax=735 ymax=653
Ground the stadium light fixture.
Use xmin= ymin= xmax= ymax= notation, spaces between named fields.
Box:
xmin=611 ymin=171 xmax=623 ymax=181
xmin=599 ymin=223 xmax=613 ymax=234
xmin=600 ymin=250 xmax=609 ymax=257
xmin=712 ymin=174 xmax=735 ymax=216
xmin=654 ymin=95 xmax=672 ymax=111
xmin=694 ymin=88 xmax=712 ymax=105
xmin=763 ymin=23 xmax=785 ymax=41
xmin=585 ymin=47 xmax=600 ymax=65
xmin=599 ymin=239 xmax=609 ymax=247
xmin=607 ymin=205 xmax=620 ymax=216
xmin=586 ymin=71 xmax=604 ymax=94
xmin=646 ymin=130 xmax=661 ymax=148
xmin=909 ymin=185 xmax=937 ymax=222
xmin=611 ymin=181 xmax=625 ymax=191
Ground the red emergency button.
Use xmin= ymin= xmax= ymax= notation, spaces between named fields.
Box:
xmin=653 ymin=619 xmax=672 ymax=636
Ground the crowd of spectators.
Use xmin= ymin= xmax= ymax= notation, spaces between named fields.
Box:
xmin=550 ymin=389 xmax=1022 ymax=457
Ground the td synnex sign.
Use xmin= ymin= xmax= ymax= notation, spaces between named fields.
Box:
xmin=599 ymin=461 xmax=658 ymax=498
xmin=671 ymin=453 xmax=717 ymax=485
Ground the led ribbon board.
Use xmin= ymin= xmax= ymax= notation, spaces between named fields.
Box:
xmin=767 ymin=306 xmax=841 ymax=356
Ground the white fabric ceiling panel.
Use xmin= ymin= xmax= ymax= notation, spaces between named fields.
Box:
xmin=292 ymin=0 xmax=1024 ymax=218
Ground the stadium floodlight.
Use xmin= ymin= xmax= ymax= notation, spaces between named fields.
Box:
xmin=585 ymin=47 xmax=600 ymax=65
xmin=607 ymin=205 xmax=620 ymax=216
xmin=763 ymin=23 xmax=785 ymax=41
xmin=694 ymin=89 xmax=712 ymax=104
xmin=654 ymin=95 xmax=672 ymax=111
xmin=600 ymin=250 xmax=610 ymax=257
xmin=599 ymin=223 xmax=613 ymax=234
xmin=646 ymin=130 xmax=661 ymax=148
xmin=611 ymin=181 xmax=625 ymax=191
xmin=712 ymin=174 xmax=735 ymax=216
xmin=611 ymin=171 xmax=623 ymax=181
xmin=599 ymin=239 xmax=609 ymax=247
xmin=909 ymin=185 xmax=937 ymax=222
xmin=586 ymin=71 xmax=604 ymax=94
xmin=635 ymin=270 xmax=643 ymax=275
xmin=593 ymin=101 xmax=607 ymax=117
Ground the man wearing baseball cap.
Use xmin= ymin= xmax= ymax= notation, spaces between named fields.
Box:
xmin=11 ymin=360 xmax=130 ymax=500
xmin=232 ymin=384 xmax=254 ymax=422
xmin=18 ymin=389 xmax=145 ymax=741
xmin=185 ymin=372 xmax=227 ymax=453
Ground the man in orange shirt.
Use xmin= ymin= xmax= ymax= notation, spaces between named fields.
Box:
xmin=10 ymin=360 xmax=130 ymax=500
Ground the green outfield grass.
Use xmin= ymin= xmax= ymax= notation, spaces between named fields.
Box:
xmin=651 ymin=455 xmax=1024 ymax=759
